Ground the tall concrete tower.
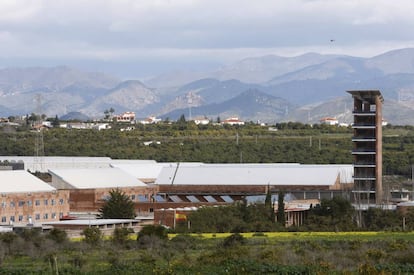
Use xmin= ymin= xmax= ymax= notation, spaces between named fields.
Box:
xmin=347 ymin=90 xmax=384 ymax=205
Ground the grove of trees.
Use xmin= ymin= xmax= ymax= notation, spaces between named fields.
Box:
xmin=1 ymin=122 xmax=414 ymax=178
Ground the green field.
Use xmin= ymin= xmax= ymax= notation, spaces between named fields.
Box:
xmin=2 ymin=231 xmax=414 ymax=274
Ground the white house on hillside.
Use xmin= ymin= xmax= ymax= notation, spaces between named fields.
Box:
xmin=115 ymin=112 xmax=135 ymax=123
xmin=320 ymin=117 xmax=338 ymax=125
xmin=222 ymin=117 xmax=245 ymax=126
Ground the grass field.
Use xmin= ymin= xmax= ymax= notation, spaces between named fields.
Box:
xmin=168 ymin=231 xmax=414 ymax=241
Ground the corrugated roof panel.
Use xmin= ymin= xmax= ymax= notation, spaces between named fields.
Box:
xmin=186 ymin=195 xmax=200 ymax=203
xmin=154 ymin=195 xmax=166 ymax=202
xmin=220 ymin=195 xmax=233 ymax=203
xmin=169 ymin=195 xmax=182 ymax=202
xmin=137 ymin=195 xmax=148 ymax=202
xmin=203 ymin=195 xmax=217 ymax=202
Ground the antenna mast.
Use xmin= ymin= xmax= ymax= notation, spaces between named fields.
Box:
xmin=34 ymin=94 xmax=45 ymax=172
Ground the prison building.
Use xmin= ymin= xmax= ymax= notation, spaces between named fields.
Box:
xmin=48 ymin=167 xmax=157 ymax=215
xmin=0 ymin=170 xmax=70 ymax=225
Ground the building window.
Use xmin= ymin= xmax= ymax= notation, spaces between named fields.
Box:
xmin=59 ymin=212 xmax=63 ymax=219
xmin=10 ymin=216 xmax=15 ymax=222
xmin=1 ymin=202 xmax=6 ymax=208
xmin=51 ymin=199 xmax=55 ymax=206
xmin=18 ymin=215 xmax=23 ymax=221
xmin=35 ymin=200 xmax=40 ymax=206
xmin=149 ymin=208 xmax=154 ymax=213
xmin=9 ymin=201 xmax=15 ymax=208
xmin=43 ymin=213 xmax=48 ymax=219
xmin=52 ymin=213 xmax=56 ymax=219
xmin=1 ymin=217 xmax=6 ymax=223
xmin=35 ymin=214 xmax=40 ymax=220
xmin=59 ymin=199 xmax=64 ymax=205
xmin=131 ymin=195 xmax=135 ymax=200
xmin=27 ymin=201 xmax=32 ymax=206
xmin=44 ymin=199 xmax=48 ymax=205
xmin=18 ymin=201 xmax=24 ymax=207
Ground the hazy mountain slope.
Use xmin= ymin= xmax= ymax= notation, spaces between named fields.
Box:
xmin=145 ymin=53 xmax=342 ymax=88
xmin=157 ymin=78 xmax=266 ymax=115
xmin=286 ymin=96 xmax=414 ymax=126
xmin=178 ymin=78 xmax=264 ymax=104
xmin=0 ymin=66 xmax=119 ymax=93
xmin=81 ymin=80 xmax=159 ymax=117
xmin=287 ymin=96 xmax=353 ymax=124
xmin=0 ymin=66 xmax=121 ymax=116
xmin=2 ymin=49 xmax=414 ymax=124
xmin=365 ymin=48 xmax=414 ymax=75
xmin=211 ymin=53 xmax=343 ymax=83
xmin=161 ymin=89 xmax=294 ymax=123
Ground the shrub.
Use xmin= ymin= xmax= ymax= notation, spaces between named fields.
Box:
xmin=221 ymin=233 xmax=246 ymax=248
xmin=46 ymin=228 xmax=68 ymax=244
xmin=112 ymin=227 xmax=134 ymax=245
xmin=82 ymin=227 xmax=102 ymax=246
xmin=137 ymin=225 xmax=168 ymax=240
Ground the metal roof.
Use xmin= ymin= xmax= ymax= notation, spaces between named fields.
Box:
xmin=48 ymin=167 xmax=147 ymax=189
xmin=155 ymin=164 xmax=353 ymax=186
xmin=110 ymin=163 xmax=164 ymax=179
xmin=43 ymin=219 xmax=138 ymax=226
xmin=0 ymin=156 xmax=112 ymax=172
xmin=347 ymin=90 xmax=383 ymax=103
xmin=0 ymin=170 xmax=56 ymax=193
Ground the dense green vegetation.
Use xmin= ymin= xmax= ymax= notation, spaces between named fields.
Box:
xmin=3 ymin=121 xmax=414 ymax=272
xmin=3 ymin=226 xmax=414 ymax=274
xmin=2 ymin=122 xmax=414 ymax=177
xmin=173 ymin=197 xmax=414 ymax=233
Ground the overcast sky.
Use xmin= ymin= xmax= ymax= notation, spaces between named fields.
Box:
xmin=1 ymin=0 xmax=414 ymax=78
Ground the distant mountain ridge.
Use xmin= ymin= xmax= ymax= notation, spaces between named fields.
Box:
xmin=2 ymin=48 xmax=414 ymax=124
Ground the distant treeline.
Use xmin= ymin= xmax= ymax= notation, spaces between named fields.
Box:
xmin=1 ymin=122 xmax=414 ymax=177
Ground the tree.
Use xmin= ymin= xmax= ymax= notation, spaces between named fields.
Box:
xmin=178 ymin=114 xmax=186 ymax=123
xmin=138 ymin=224 xmax=168 ymax=240
xmin=82 ymin=227 xmax=102 ymax=245
xmin=109 ymin=107 xmax=115 ymax=118
xmin=98 ymin=189 xmax=135 ymax=219
xmin=304 ymin=196 xmax=356 ymax=231
xmin=46 ymin=228 xmax=68 ymax=244
xmin=104 ymin=109 xmax=110 ymax=120
xmin=112 ymin=227 xmax=134 ymax=246
xmin=265 ymin=186 xmax=275 ymax=223
xmin=277 ymin=191 xmax=285 ymax=227
xmin=51 ymin=115 xmax=60 ymax=128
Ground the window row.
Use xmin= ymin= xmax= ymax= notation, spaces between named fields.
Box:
xmin=1 ymin=198 xmax=66 ymax=208
xmin=1 ymin=212 xmax=64 ymax=223
xmin=101 ymin=194 xmax=150 ymax=201
xmin=130 ymin=194 xmax=149 ymax=201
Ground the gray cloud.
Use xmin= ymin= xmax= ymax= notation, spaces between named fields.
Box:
xmin=0 ymin=0 xmax=413 ymax=77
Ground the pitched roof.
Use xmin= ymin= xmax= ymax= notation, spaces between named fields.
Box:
xmin=0 ymin=170 xmax=56 ymax=193
xmin=155 ymin=164 xmax=353 ymax=186
xmin=48 ymin=167 xmax=147 ymax=189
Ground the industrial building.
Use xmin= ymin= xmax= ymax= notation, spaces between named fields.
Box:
xmin=0 ymin=170 xmax=69 ymax=225
xmin=47 ymin=167 xmax=157 ymax=214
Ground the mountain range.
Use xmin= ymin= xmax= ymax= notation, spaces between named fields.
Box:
xmin=2 ymin=48 xmax=414 ymax=125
